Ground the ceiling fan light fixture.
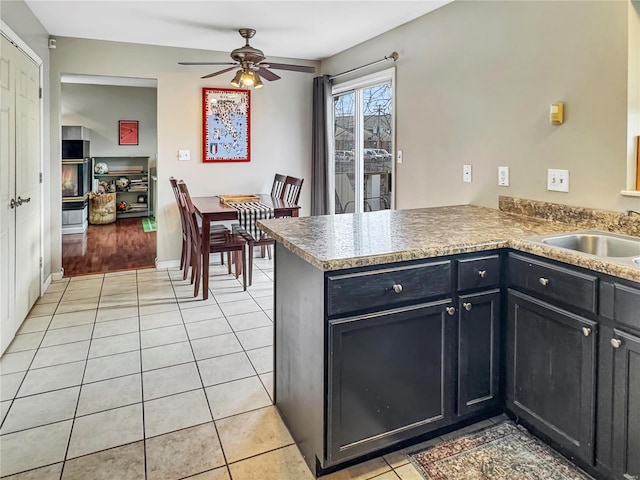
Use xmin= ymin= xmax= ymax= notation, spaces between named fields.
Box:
xmin=253 ymin=71 xmax=264 ymax=89
xmin=240 ymin=70 xmax=254 ymax=87
xmin=230 ymin=70 xmax=243 ymax=88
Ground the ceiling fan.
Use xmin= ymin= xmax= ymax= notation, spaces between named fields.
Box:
xmin=179 ymin=28 xmax=316 ymax=89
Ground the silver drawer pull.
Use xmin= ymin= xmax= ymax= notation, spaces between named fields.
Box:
xmin=446 ymin=306 xmax=456 ymax=316
xmin=539 ymin=277 xmax=549 ymax=286
xmin=392 ymin=284 xmax=403 ymax=293
xmin=582 ymin=327 xmax=591 ymax=337
xmin=463 ymin=302 xmax=472 ymax=311
xmin=478 ymin=270 xmax=487 ymax=278
xmin=611 ymin=338 xmax=622 ymax=349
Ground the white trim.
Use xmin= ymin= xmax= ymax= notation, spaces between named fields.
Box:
xmin=621 ymin=189 xmax=640 ymax=197
xmin=156 ymin=259 xmax=180 ymax=270
xmin=53 ymin=270 xmax=64 ymax=281
xmin=41 ymin=274 xmax=52 ymax=296
xmin=0 ymin=21 xmax=43 ymax=66
xmin=332 ymin=67 xmax=396 ymax=95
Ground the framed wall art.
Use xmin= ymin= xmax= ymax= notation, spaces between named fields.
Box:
xmin=119 ymin=120 xmax=139 ymax=145
xmin=202 ymin=87 xmax=250 ymax=163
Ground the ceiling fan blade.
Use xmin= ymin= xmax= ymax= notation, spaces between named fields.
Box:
xmin=201 ymin=66 xmax=238 ymax=79
xmin=257 ymin=68 xmax=281 ymax=81
xmin=179 ymin=61 xmax=237 ymax=66
xmin=262 ymin=62 xmax=316 ymax=74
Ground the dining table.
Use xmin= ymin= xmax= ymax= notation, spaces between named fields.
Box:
xmin=190 ymin=194 xmax=300 ymax=299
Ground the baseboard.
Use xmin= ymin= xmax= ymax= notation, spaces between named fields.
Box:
xmin=156 ymin=258 xmax=180 ymax=270
xmin=52 ymin=269 xmax=64 ymax=281
xmin=41 ymin=274 xmax=52 ymax=295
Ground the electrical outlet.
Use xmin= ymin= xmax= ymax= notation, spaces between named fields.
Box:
xmin=547 ymin=169 xmax=569 ymax=192
xmin=463 ymin=164 xmax=472 ymax=183
xmin=178 ymin=149 xmax=191 ymax=161
xmin=498 ymin=166 xmax=509 ymax=186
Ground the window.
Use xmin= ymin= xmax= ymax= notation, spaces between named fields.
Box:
xmin=332 ymin=68 xmax=395 ymax=214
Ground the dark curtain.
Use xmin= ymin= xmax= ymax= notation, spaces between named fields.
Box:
xmin=311 ymin=75 xmax=332 ymax=216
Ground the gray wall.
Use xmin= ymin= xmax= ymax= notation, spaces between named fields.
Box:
xmin=1 ymin=0 xmax=53 ymax=280
xmin=322 ymin=1 xmax=639 ymax=213
xmin=61 ymin=83 xmax=157 ymax=162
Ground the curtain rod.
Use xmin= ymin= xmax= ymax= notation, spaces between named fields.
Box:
xmin=329 ymin=52 xmax=399 ymax=80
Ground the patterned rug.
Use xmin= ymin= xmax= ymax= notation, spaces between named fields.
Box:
xmin=141 ymin=217 xmax=157 ymax=232
xmin=408 ymin=421 xmax=594 ymax=480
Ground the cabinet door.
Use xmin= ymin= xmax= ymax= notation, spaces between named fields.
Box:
xmin=458 ymin=289 xmax=501 ymax=416
xmin=327 ymin=300 xmax=455 ymax=465
xmin=612 ymin=330 xmax=640 ymax=480
xmin=506 ymin=290 xmax=597 ymax=464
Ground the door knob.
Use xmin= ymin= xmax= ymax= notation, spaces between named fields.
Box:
xmin=463 ymin=302 xmax=472 ymax=311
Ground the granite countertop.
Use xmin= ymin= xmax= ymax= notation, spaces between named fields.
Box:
xmin=257 ymin=205 xmax=640 ymax=282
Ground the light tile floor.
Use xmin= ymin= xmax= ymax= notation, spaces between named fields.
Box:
xmin=0 ymin=256 xmax=499 ymax=480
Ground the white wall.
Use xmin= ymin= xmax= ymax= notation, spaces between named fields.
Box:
xmin=49 ymin=37 xmax=317 ymax=273
xmin=322 ymin=1 xmax=640 ymax=213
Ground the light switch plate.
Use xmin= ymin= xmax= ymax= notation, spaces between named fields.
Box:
xmin=498 ymin=166 xmax=509 ymax=186
xmin=547 ymin=168 xmax=569 ymax=192
xmin=463 ymin=164 xmax=472 ymax=183
xmin=178 ymin=149 xmax=191 ymax=161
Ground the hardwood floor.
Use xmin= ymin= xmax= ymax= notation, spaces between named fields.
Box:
xmin=62 ymin=218 xmax=156 ymax=277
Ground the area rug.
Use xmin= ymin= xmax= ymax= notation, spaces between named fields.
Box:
xmin=141 ymin=217 xmax=157 ymax=232
xmin=408 ymin=421 xmax=594 ymax=480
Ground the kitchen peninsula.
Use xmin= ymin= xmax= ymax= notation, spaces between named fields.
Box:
xmin=258 ymin=204 xmax=640 ymax=479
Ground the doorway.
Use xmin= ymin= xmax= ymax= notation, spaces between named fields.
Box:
xmin=60 ymin=75 xmax=158 ymax=276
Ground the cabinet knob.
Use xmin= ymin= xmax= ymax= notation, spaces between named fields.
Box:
xmin=446 ymin=306 xmax=456 ymax=316
xmin=478 ymin=270 xmax=487 ymax=278
xmin=463 ymin=302 xmax=472 ymax=311
xmin=611 ymin=338 xmax=622 ymax=349
xmin=392 ymin=284 xmax=403 ymax=294
xmin=539 ymin=277 xmax=549 ymax=286
xmin=582 ymin=327 xmax=592 ymax=337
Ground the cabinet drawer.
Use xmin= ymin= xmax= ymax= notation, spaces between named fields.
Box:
xmin=457 ymin=255 xmax=500 ymax=291
xmin=508 ymin=253 xmax=597 ymax=314
xmin=613 ymin=283 xmax=640 ymax=333
xmin=327 ymin=260 xmax=451 ymax=317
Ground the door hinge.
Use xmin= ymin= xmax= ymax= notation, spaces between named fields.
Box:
xmin=39 ymin=87 xmax=43 ymax=99
xmin=39 ymin=172 xmax=43 ymax=183
xmin=39 ymin=257 xmax=43 ymax=268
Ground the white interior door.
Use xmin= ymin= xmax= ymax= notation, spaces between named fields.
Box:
xmin=1 ymin=35 xmax=18 ymax=353
xmin=0 ymin=34 xmax=41 ymax=354
xmin=14 ymin=44 xmax=40 ymax=322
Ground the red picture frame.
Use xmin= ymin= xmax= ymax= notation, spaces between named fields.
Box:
xmin=202 ymin=87 xmax=250 ymax=162
xmin=119 ymin=120 xmax=139 ymax=145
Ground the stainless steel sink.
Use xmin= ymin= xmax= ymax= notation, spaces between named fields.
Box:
xmin=541 ymin=232 xmax=640 ymax=257
xmin=524 ymin=230 xmax=640 ymax=270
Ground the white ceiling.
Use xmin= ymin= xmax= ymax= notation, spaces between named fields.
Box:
xmin=24 ymin=0 xmax=452 ymax=61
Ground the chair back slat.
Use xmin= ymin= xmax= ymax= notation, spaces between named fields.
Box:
xmin=169 ymin=177 xmax=188 ymax=239
xmin=270 ymin=173 xmax=287 ymax=199
xmin=282 ymin=176 xmax=303 ymax=204
xmin=176 ymin=181 xmax=201 ymax=251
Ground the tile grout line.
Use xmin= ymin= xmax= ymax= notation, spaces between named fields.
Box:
xmin=58 ymin=273 xmax=105 ymax=480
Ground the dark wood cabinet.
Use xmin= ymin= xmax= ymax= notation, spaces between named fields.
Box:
xmin=327 ymin=300 xmax=455 ymax=464
xmin=457 ymin=289 xmax=501 ymax=416
xmin=612 ymin=329 xmax=640 ymax=480
xmin=506 ymin=289 xmax=597 ymax=464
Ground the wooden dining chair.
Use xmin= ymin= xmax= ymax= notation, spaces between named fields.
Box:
xmin=281 ymin=175 xmax=304 ymax=204
xmin=170 ymin=177 xmax=228 ymax=281
xmin=177 ymin=181 xmax=247 ymax=296
xmin=270 ymin=174 xmax=287 ymax=199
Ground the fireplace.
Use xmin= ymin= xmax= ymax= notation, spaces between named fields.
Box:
xmin=61 ymin=126 xmax=91 ymax=234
